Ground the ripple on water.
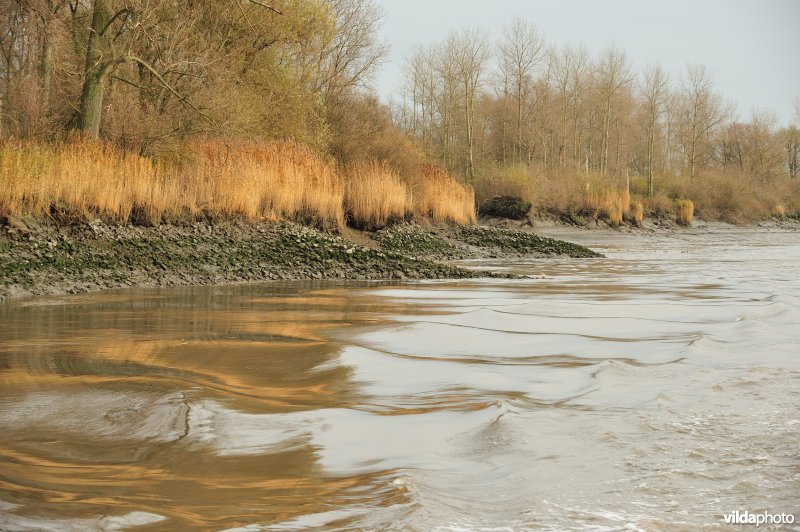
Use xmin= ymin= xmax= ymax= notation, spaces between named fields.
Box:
xmin=0 ymin=228 xmax=798 ymax=530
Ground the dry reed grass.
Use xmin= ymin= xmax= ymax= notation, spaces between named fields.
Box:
xmin=649 ymin=171 xmax=800 ymax=223
xmin=474 ymin=164 xmax=536 ymax=205
xmin=1 ymin=138 xmax=164 ymax=222
xmin=643 ymin=193 xmax=673 ymax=219
xmin=0 ymin=138 xmax=477 ymax=229
xmin=0 ymin=137 xmax=345 ymax=226
xmin=675 ymin=199 xmax=694 ymax=226
xmin=343 ymin=160 xmax=408 ymax=229
xmin=472 ymin=165 xmax=800 ymax=224
xmin=411 ymin=165 xmax=476 ymax=224
xmin=629 ymin=201 xmax=644 ymax=226
xmin=583 ymin=188 xmax=630 ymax=226
xmin=179 ymin=139 xmax=344 ymax=226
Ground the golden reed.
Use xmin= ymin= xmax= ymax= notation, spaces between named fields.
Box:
xmin=0 ymin=138 xmax=476 ymax=228
xmin=675 ymin=199 xmax=694 ymax=226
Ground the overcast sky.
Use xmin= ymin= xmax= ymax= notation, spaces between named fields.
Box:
xmin=374 ymin=0 xmax=800 ymax=125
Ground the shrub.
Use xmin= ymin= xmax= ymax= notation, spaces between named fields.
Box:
xmin=478 ymin=195 xmax=532 ymax=220
xmin=474 ymin=164 xmax=535 ymax=205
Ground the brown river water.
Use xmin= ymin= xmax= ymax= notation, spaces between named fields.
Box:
xmin=0 ymin=227 xmax=798 ymax=531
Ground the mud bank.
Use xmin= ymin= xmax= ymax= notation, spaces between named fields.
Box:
xmin=0 ymin=220 xmax=600 ymax=302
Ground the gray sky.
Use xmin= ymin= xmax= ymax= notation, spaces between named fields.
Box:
xmin=374 ymin=0 xmax=800 ymax=125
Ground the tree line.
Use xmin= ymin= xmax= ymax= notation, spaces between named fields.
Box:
xmin=2 ymin=3 xmax=798 ymax=196
xmin=396 ymin=19 xmax=800 ymax=190
xmin=0 ymin=0 xmax=392 ymax=158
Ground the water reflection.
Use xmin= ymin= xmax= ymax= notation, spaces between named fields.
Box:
xmin=1 ymin=229 xmax=799 ymax=530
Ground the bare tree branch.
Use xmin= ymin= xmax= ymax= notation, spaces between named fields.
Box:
xmin=126 ymin=55 xmax=218 ymax=127
xmin=245 ymin=0 xmax=283 ymax=15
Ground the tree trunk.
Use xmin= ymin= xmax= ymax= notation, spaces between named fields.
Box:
xmin=465 ymin=81 xmax=475 ymax=183
xmin=39 ymin=1 xmax=60 ymax=108
xmin=516 ymin=79 xmax=522 ymax=163
xmin=78 ymin=0 xmax=111 ymax=137
xmin=647 ymin=118 xmax=654 ymax=196
xmin=78 ymin=68 xmax=106 ymax=137
xmin=466 ymin=99 xmax=475 ymax=183
xmin=41 ymin=32 xmax=53 ymax=108
xmin=602 ymin=99 xmax=611 ymax=175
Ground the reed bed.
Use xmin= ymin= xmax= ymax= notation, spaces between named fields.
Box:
xmin=0 ymin=139 xmax=162 ymax=222
xmin=343 ymin=160 xmax=408 ymax=229
xmin=411 ymin=165 xmax=476 ymax=224
xmin=0 ymin=138 xmax=476 ymax=228
xmin=178 ymin=139 xmax=344 ymax=225
xmin=0 ymin=138 xmax=345 ymax=226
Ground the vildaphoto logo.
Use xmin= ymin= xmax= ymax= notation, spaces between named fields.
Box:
xmin=723 ymin=510 xmax=795 ymax=527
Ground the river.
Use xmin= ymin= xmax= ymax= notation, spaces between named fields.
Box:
xmin=0 ymin=226 xmax=798 ymax=531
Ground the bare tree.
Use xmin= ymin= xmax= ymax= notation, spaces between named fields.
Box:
xmin=785 ymin=124 xmax=800 ymax=178
xmin=448 ymin=28 xmax=490 ymax=183
xmin=641 ymin=63 xmax=669 ymax=195
xmin=550 ymin=46 xmax=570 ymax=170
xmin=534 ymin=50 xmax=555 ymax=169
xmin=680 ymin=64 xmax=729 ymax=177
xmin=595 ymin=45 xmax=633 ymax=175
xmin=0 ymin=0 xmax=32 ymax=135
xmin=498 ymin=17 xmax=544 ymax=163
xmin=568 ymin=45 xmax=590 ymax=170
xmin=313 ymin=0 xmax=387 ymax=101
xmin=747 ymin=110 xmax=782 ymax=181
xmin=403 ymin=45 xmax=439 ymax=142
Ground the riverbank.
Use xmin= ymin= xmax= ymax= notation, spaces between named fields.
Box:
xmin=486 ymin=211 xmax=800 ymax=233
xmin=0 ymin=219 xmax=602 ymax=303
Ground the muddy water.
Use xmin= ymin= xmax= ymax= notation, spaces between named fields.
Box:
xmin=0 ymin=227 xmax=798 ymax=531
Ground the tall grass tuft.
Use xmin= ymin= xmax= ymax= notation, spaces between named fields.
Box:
xmin=411 ymin=165 xmax=476 ymax=224
xmin=629 ymin=200 xmax=644 ymax=226
xmin=584 ymin=188 xmax=629 ymax=226
xmin=675 ymin=199 xmax=694 ymax=226
xmin=343 ymin=160 xmax=408 ymax=229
